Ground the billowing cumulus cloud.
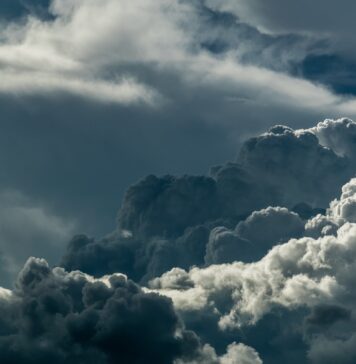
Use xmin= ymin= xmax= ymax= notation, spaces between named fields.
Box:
xmin=0 ymin=256 xmax=262 ymax=364
xmin=121 ymin=120 xmax=353 ymax=227
xmin=2 ymin=117 xmax=356 ymax=362
xmin=309 ymin=118 xmax=356 ymax=159
xmin=205 ymin=207 xmax=305 ymax=264
xmin=61 ymin=119 xmax=355 ymax=286
xmin=0 ymin=257 xmax=195 ymax=363
xmin=117 ymin=175 xmax=220 ymax=239
xmin=150 ymin=177 xmax=356 ymax=363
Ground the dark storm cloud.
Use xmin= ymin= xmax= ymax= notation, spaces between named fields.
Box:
xmin=306 ymin=304 xmax=351 ymax=327
xmin=3 ymin=118 xmax=356 ymax=364
xmin=62 ymin=119 xmax=355 ymax=285
xmin=117 ymin=175 xmax=219 ymax=239
xmin=62 ymin=224 xmax=213 ymax=284
xmin=0 ymin=257 xmax=263 ymax=364
xmin=59 ymin=119 xmax=356 ymax=363
xmin=0 ymin=257 xmax=204 ymax=364
xmin=304 ymin=304 xmax=356 ymax=364
xmin=118 ymin=122 xmax=351 ymax=237
xmin=0 ymin=71 xmax=345 ymax=288
xmin=234 ymin=125 xmax=351 ymax=207
xmin=205 ymin=207 xmax=304 ymax=264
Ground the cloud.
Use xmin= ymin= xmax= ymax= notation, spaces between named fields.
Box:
xmin=4 ymin=118 xmax=356 ymax=362
xmin=178 ymin=342 xmax=263 ymax=364
xmin=309 ymin=118 xmax=356 ymax=158
xmin=233 ymin=124 xmax=352 ymax=208
xmin=117 ymin=175 xmax=220 ymax=239
xmin=235 ymin=207 xmax=304 ymax=245
xmin=119 ymin=121 xmax=353 ymax=234
xmin=0 ymin=71 xmax=160 ymax=105
xmin=4 ymin=2 xmax=356 ymax=362
xmin=306 ymin=304 xmax=351 ymax=327
xmin=0 ymin=0 xmax=185 ymax=104
xmin=202 ymin=0 xmax=356 ymax=39
xmin=1 ymin=0 xmax=356 ymax=115
xmin=2 ymin=118 xmax=356 ymax=362
xmin=61 ymin=119 xmax=356 ymax=288
xmin=219 ymin=343 xmax=262 ymax=364
xmin=197 ymin=2 xmax=356 ymax=97
xmin=0 ymin=257 xmax=197 ymax=363
xmin=0 ymin=256 xmax=263 ymax=364
xmin=150 ymin=177 xmax=356 ymax=362
xmin=205 ymin=207 xmax=304 ymax=264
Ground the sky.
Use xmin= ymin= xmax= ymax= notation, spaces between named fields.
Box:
xmin=2 ymin=1 xmax=356 ymax=363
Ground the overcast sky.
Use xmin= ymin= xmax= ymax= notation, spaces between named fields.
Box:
xmin=2 ymin=3 xmax=356 ymax=363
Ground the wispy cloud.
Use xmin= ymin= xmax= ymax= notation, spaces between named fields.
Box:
xmin=0 ymin=0 xmax=356 ymax=116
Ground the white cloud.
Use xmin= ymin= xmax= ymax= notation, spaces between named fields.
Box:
xmin=150 ymin=178 xmax=356 ymax=332
xmin=0 ymin=0 xmax=187 ymax=104
xmin=175 ymin=342 xmax=262 ymax=364
xmin=1 ymin=0 xmax=356 ymax=117
xmin=220 ymin=343 xmax=262 ymax=364
xmin=0 ymin=70 xmax=159 ymax=104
